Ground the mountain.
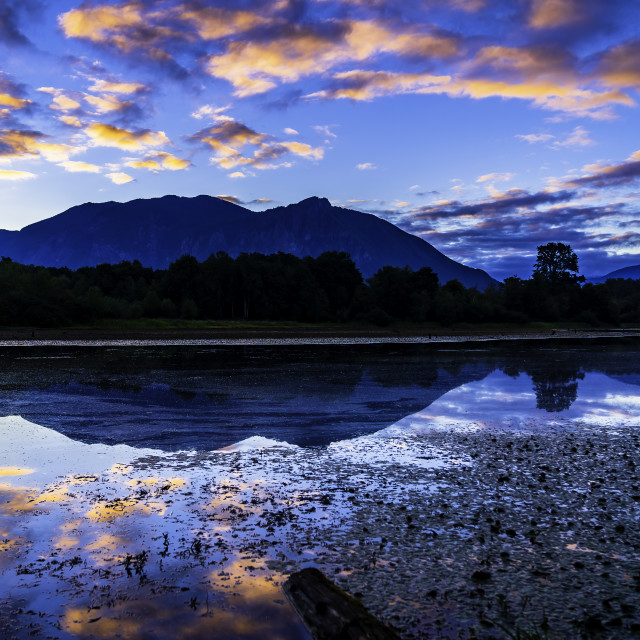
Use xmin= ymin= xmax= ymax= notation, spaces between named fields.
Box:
xmin=0 ymin=194 xmax=496 ymax=288
xmin=589 ymin=265 xmax=640 ymax=284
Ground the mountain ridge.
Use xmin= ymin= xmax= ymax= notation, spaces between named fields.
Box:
xmin=0 ymin=194 xmax=496 ymax=289
xmin=588 ymin=264 xmax=640 ymax=283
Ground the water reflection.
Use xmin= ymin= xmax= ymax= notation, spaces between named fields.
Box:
xmin=388 ymin=369 xmax=640 ymax=436
xmin=0 ymin=341 xmax=638 ymax=449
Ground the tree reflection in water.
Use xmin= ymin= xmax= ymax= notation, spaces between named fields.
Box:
xmin=530 ymin=367 xmax=585 ymax=412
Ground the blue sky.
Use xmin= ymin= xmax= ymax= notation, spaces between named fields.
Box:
xmin=1 ymin=0 xmax=639 ymax=279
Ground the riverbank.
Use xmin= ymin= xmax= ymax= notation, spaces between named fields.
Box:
xmin=1 ymin=325 xmax=639 ymax=346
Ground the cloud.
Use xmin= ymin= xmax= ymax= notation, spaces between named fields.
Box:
xmin=476 ymin=172 xmax=514 ymax=183
xmin=37 ymin=87 xmax=83 ymax=112
xmin=87 ymin=79 xmax=146 ymax=95
xmin=594 ymin=39 xmax=640 ymax=90
xmin=517 ymin=132 xmax=555 ymax=144
xmin=0 ymin=129 xmax=80 ymax=163
xmin=57 ymin=160 xmax=102 ymax=173
xmin=204 ymin=19 xmax=459 ymax=96
xmin=406 ymin=188 xmax=575 ymax=222
xmin=124 ymin=151 xmax=191 ymax=171
xmin=357 ymin=162 xmax=377 ymax=170
xmin=58 ymin=115 xmax=84 ymax=128
xmin=58 ymin=1 xmax=271 ymax=78
xmin=191 ymin=104 xmax=231 ymax=121
xmin=562 ymin=150 xmax=640 ymax=189
xmin=309 ymin=63 xmax=633 ymax=118
xmin=85 ymin=123 xmax=170 ymax=150
xmin=228 ymin=171 xmax=246 ymax=178
xmin=0 ymin=73 xmax=31 ymax=111
xmin=105 ymin=171 xmax=134 ymax=185
xmin=188 ymin=117 xmax=323 ymax=171
xmin=528 ymin=0 xmax=581 ymax=29
xmin=216 ymin=194 xmax=243 ymax=204
xmin=551 ymin=126 xmax=594 ymax=149
xmin=283 ymin=128 xmax=299 ymax=135
xmin=0 ymin=169 xmax=36 ymax=180
xmin=313 ymin=125 xmax=337 ymax=139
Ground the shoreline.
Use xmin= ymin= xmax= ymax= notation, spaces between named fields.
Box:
xmin=2 ymin=417 xmax=640 ymax=639
xmin=0 ymin=326 xmax=639 ymax=346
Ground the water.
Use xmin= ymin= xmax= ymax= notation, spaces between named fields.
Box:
xmin=0 ymin=340 xmax=638 ymax=449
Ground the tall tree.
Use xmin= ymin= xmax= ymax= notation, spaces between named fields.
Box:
xmin=532 ymin=243 xmax=582 ymax=283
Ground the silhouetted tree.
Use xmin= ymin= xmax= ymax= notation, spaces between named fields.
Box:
xmin=532 ymin=243 xmax=582 ymax=284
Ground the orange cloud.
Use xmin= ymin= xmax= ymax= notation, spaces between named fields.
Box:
xmin=178 ymin=6 xmax=267 ymax=40
xmin=528 ymin=0 xmax=580 ymax=29
xmin=562 ymin=149 xmax=640 ymax=189
xmin=86 ymin=123 xmax=170 ymax=150
xmin=596 ymin=40 xmax=640 ymax=89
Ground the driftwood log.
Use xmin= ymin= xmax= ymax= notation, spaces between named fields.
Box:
xmin=283 ymin=567 xmax=401 ymax=640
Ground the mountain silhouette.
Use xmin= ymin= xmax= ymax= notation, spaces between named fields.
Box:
xmin=589 ymin=264 xmax=640 ymax=283
xmin=0 ymin=194 xmax=496 ymax=288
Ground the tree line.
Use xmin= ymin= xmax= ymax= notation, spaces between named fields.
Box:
xmin=0 ymin=244 xmax=638 ymax=327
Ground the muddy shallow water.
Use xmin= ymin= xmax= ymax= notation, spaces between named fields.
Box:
xmin=1 ymin=338 xmax=639 ymax=639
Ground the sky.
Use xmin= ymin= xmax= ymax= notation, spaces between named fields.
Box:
xmin=1 ymin=0 xmax=639 ymax=280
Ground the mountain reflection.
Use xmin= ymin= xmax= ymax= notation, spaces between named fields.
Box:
xmin=0 ymin=341 xmax=638 ymax=449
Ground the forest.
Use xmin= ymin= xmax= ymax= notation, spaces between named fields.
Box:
xmin=0 ymin=243 xmax=638 ymax=327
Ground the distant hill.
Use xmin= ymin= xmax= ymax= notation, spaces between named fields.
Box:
xmin=588 ymin=265 xmax=640 ymax=284
xmin=0 ymin=195 xmax=496 ymax=289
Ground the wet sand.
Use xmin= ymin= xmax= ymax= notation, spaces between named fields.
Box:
xmin=2 ymin=415 xmax=639 ymax=639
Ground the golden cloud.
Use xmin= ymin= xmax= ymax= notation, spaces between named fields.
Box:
xmin=309 ymin=68 xmax=634 ymax=118
xmin=38 ymin=87 xmax=82 ymax=112
xmin=0 ymin=129 xmax=80 ymax=163
xmin=205 ymin=20 xmax=459 ymax=96
xmin=58 ymin=115 xmax=84 ymax=128
xmin=0 ymin=75 xmax=30 ymax=111
xmin=0 ymin=169 xmax=36 ymax=180
xmin=87 ymin=79 xmax=145 ymax=94
xmin=58 ymin=160 xmax=102 ymax=173
xmin=86 ymin=123 xmax=170 ymax=150
xmin=106 ymin=171 xmax=134 ymax=184
xmin=59 ymin=1 xmax=272 ymax=70
xmin=279 ymin=141 xmax=324 ymax=160
xmin=85 ymin=93 xmax=132 ymax=114
xmin=125 ymin=151 xmax=190 ymax=171
xmin=0 ymin=93 xmax=30 ymax=110
xmin=190 ymin=117 xmax=323 ymax=171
